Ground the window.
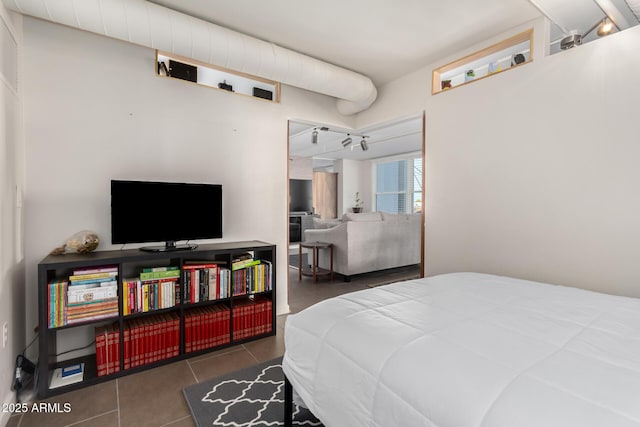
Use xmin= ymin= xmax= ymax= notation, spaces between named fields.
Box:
xmin=375 ymin=155 xmax=422 ymax=214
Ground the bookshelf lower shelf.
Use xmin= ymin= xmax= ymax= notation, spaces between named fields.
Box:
xmin=38 ymin=241 xmax=277 ymax=398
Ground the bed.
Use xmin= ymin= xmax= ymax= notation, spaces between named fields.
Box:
xmin=282 ymin=272 xmax=640 ymax=427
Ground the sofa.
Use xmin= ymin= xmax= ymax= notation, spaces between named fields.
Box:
xmin=303 ymin=211 xmax=421 ymax=278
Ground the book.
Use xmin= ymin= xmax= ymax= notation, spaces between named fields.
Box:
xmin=72 ymin=265 xmax=118 ymax=276
xmin=139 ymin=270 xmax=180 ymax=281
xmin=231 ymin=259 xmax=260 ymax=271
xmin=68 ymin=277 xmax=118 ymax=286
xmin=142 ymin=266 xmax=179 ymax=273
xmin=50 ymin=363 xmax=84 ymax=389
xmin=68 ymin=271 xmax=118 ymax=281
xmin=67 ymin=284 xmax=118 ymax=304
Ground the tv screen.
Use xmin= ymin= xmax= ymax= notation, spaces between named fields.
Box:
xmin=111 ymin=180 xmax=222 ymax=251
xmin=289 ymin=179 xmax=313 ymax=213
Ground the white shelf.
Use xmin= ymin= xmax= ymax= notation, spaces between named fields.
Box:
xmin=432 ymin=29 xmax=533 ymax=94
xmin=157 ymin=52 xmax=280 ymax=102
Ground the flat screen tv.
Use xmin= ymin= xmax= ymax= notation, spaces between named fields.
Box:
xmin=111 ymin=180 xmax=222 ymax=252
xmin=289 ymin=179 xmax=313 ymax=213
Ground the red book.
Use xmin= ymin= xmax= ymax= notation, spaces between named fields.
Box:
xmin=208 ymin=306 xmax=215 ymax=348
xmin=195 ymin=308 xmax=203 ymax=351
xmin=223 ymin=305 xmax=230 ymax=344
xmin=212 ymin=305 xmax=219 ymax=346
xmin=209 ymin=307 xmax=215 ymax=346
xmin=156 ymin=316 xmax=167 ymax=360
xmin=170 ymin=312 xmax=179 ymax=356
xmin=111 ymin=323 xmax=121 ymax=373
xmin=142 ymin=317 xmax=151 ymax=365
xmin=200 ymin=307 xmax=208 ymax=350
xmin=201 ymin=306 xmax=209 ymax=350
xmin=254 ymin=299 xmax=263 ymax=335
xmin=138 ymin=318 xmax=146 ymax=365
xmin=185 ymin=311 xmax=193 ymax=353
xmin=158 ymin=314 xmax=167 ymax=361
xmin=123 ymin=324 xmax=131 ymax=370
xmin=149 ymin=316 xmax=160 ymax=362
xmin=95 ymin=325 xmax=107 ymax=377
xmin=130 ymin=319 xmax=139 ymax=368
xmin=267 ymin=299 xmax=273 ymax=333
xmin=182 ymin=263 xmax=219 ymax=269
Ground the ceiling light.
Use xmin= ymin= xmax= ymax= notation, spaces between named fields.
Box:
xmin=341 ymin=134 xmax=352 ymax=147
xmin=597 ymin=18 xmax=614 ymax=36
xmin=560 ymin=16 xmax=617 ymax=50
xmin=360 ymin=137 xmax=368 ymax=151
xmin=311 ymin=129 xmax=318 ymax=144
xmin=560 ymin=34 xmax=582 ymax=49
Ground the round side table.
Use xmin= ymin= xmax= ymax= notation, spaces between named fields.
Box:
xmin=298 ymin=241 xmax=334 ymax=282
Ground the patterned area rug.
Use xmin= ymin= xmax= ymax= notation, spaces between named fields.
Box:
xmin=183 ymin=357 xmax=323 ymax=427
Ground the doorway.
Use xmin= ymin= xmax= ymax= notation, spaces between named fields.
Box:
xmin=286 ymin=113 xmax=426 ymax=308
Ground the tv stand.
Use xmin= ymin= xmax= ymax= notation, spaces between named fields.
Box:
xmin=37 ymin=240 xmax=276 ymax=398
xmin=139 ymin=241 xmax=198 ymax=252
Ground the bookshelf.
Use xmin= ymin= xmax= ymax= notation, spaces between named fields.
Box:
xmin=37 ymin=241 xmax=276 ymax=398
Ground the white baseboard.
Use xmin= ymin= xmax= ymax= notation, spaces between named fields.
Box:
xmin=0 ymin=390 xmax=16 ymax=427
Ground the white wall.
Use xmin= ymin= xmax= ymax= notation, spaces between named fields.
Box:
xmin=359 ymin=17 xmax=640 ymax=297
xmin=0 ymin=5 xmax=25 ymax=421
xmin=22 ymin=18 xmax=354 ymax=353
xmin=334 ymin=159 xmax=371 ymax=216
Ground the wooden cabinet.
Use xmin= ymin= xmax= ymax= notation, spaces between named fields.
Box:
xmin=313 ymin=171 xmax=338 ymax=219
xmin=38 ymin=241 xmax=276 ymax=397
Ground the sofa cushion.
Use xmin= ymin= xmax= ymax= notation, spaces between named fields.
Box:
xmin=380 ymin=212 xmax=419 ymax=222
xmin=313 ymin=218 xmax=342 ymax=229
xmin=342 ymin=212 xmax=383 ymax=222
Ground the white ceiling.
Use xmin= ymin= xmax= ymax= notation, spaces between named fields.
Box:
xmin=149 ymin=0 xmax=542 ymax=86
xmin=147 ymin=0 xmax=638 ymax=162
xmin=289 ymin=117 xmax=422 ymax=164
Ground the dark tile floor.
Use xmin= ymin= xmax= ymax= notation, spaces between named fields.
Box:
xmin=8 ymin=265 xmax=419 ymax=427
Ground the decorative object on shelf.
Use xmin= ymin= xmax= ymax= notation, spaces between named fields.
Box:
xmin=488 ymin=61 xmax=500 ymax=74
xmin=441 ymin=79 xmax=452 ymax=90
xmin=352 ymin=192 xmax=362 ymax=213
xmin=465 ymin=69 xmax=475 ymax=82
xmin=169 ymin=60 xmax=197 ymax=82
xmin=252 ymin=87 xmax=273 ymax=100
xmin=512 ymin=53 xmax=526 ymax=66
xmin=218 ymin=80 xmax=233 ymax=91
xmin=157 ymin=61 xmax=169 ymax=76
xmin=50 ymin=230 xmax=100 ymax=255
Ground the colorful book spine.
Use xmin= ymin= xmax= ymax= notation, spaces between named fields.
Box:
xmin=141 ymin=266 xmax=179 ymax=273
xmin=139 ymin=270 xmax=180 ymax=281
xmin=72 ymin=265 xmax=118 ymax=276
xmin=68 ymin=271 xmax=118 ymax=281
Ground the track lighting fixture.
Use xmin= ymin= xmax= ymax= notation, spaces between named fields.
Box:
xmin=311 ymin=128 xmax=318 ymax=144
xmin=597 ymin=18 xmax=614 ymax=36
xmin=341 ymin=134 xmax=352 ymax=147
xmin=560 ymin=16 xmax=616 ymax=50
xmin=360 ymin=137 xmax=368 ymax=151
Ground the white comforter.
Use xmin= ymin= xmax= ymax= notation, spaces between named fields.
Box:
xmin=282 ymin=273 xmax=640 ymax=427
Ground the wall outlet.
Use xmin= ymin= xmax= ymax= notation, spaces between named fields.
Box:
xmin=2 ymin=322 xmax=7 ymax=349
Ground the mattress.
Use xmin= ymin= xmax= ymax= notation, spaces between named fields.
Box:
xmin=282 ymin=272 xmax=640 ymax=427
